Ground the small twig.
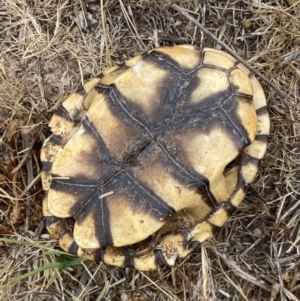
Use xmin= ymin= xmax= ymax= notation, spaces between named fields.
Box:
xmin=171 ymin=4 xmax=295 ymax=104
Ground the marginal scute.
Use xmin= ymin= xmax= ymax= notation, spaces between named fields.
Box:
xmin=41 ymin=45 xmax=269 ymax=271
xmin=230 ymin=188 xmax=247 ymax=208
xmin=244 ymin=138 xmax=268 ymax=159
xmin=59 ymin=232 xmax=76 ymax=251
xmin=101 ymin=68 xmax=129 ymax=85
xmin=48 ymin=187 xmax=82 ymax=218
xmin=240 ymin=160 xmax=260 ymax=184
xmin=257 ymin=113 xmax=270 ymax=136
xmin=230 ymin=68 xmax=254 ymax=95
xmin=250 ymin=76 xmax=268 ymax=110
xmin=191 ymin=222 xmax=214 ymax=243
xmin=124 ymin=54 xmax=143 ymax=68
xmin=203 ymin=48 xmax=236 ymax=70
xmin=62 ymin=77 xmax=101 ymax=120
xmin=208 ymin=208 xmax=231 ymax=227
xmin=48 ymin=113 xmax=75 ymax=137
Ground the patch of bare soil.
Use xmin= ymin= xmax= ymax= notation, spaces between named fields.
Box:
xmin=0 ymin=0 xmax=299 ymax=300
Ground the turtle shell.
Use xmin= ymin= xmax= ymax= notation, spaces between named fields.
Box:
xmin=41 ymin=45 xmax=270 ymax=270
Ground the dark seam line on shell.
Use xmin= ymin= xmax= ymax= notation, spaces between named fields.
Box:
xmin=237 ymin=158 xmax=248 ymax=187
xmin=154 ymin=76 xmax=200 ymax=130
xmin=156 ymin=141 xmax=208 ymax=185
xmin=150 ymin=51 xmax=189 ymax=73
xmin=223 ymin=201 xmax=237 ymax=216
xmin=233 ymin=92 xmax=253 ymax=101
xmin=256 ymin=106 xmax=268 ymax=115
xmin=101 ymin=170 xmax=122 ymax=188
xmin=205 ymin=219 xmax=222 ymax=231
xmin=178 ymin=88 xmax=236 ymax=119
xmin=42 ymin=161 xmax=53 ymax=173
xmin=156 ymin=141 xmax=218 ymax=208
xmin=173 ymin=104 xmax=219 ymax=121
xmin=45 ymin=216 xmax=59 ymax=226
xmin=124 ymin=170 xmax=176 ymax=216
xmin=68 ymin=241 xmax=79 ymax=255
xmin=96 ymin=195 xmax=113 ymax=246
xmin=186 ymin=66 xmax=202 ymax=77
xmin=106 ymin=59 xmax=226 ymax=188
xmin=79 ymin=116 xmax=123 ymax=187
xmin=177 ymin=231 xmax=190 ymax=249
xmin=200 ymin=63 xmax=234 ymax=74
xmin=255 ymin=134 xmax=268 ymax=143
xmin=220 ymin=107 xmax=251 ymax=145
xmin=107 ymin=61 xmax=221 ymax=142
xmin=94 ymin=247 xmax=105 ymax=262
xmin=124 ymin=256 xmax=135 ymax=268
xmin=117 ymin=62 xmax=130 ymax=70
xmin=55 ymin=105 xmax=77 ymax=122
xmin=204 ymin=219 xmax=222 ymax=236
xmin=48 ymin=134 xmax=63 ymax=145
xmin=210 ymin=157 xmax=249 ymax=218
xmin=58 ymin=230 xmax=69 ymax=240
xmin=108 ymin=85 xmax=154 ymax=137
xmin=234 ymin=153 xmax=248 ymax=187
xmin=81 ymin=115 xmax=121 ymax=166
xmin=154 ymin=249 xmax=169 ymax=267
xmin=179 ymin=88 xmax=233 ymax=120
xmin=203 ymin=185 xmax=219 ymax=208
xmin=94 ymin=83 xmax=112 ymax=93
xmin=168 ymin=69 xmax=221 ymax=119
xmin=51 ymin=178 xmax=98 ymax=188
xmin=76 ymin=86 xmax=87 ymax=96
xmin=68 ymin=185 xmax=113 ymax=246
xmin=227 ymin=65 xmax=238 ymax=74
xmin=227 ymin=68 xmax=251 ymax=98
xmin=244 ymin=153 xmax=261 ymax=163
xmin=187 ymin=241 xmax=201 ymax=252
xmin=73 ymin=188 xmax=100 ymax=219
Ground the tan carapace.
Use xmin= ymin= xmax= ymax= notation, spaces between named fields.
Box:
xmin=41 ymin=45 xmax=270 ymax=271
